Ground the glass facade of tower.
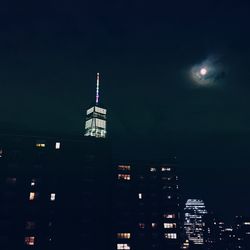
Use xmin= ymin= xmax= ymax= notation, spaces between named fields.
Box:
xmin=184 ymin=199 xmax=207 ymax=245
xmin=84 ymin=106 xmax=107 ymax=138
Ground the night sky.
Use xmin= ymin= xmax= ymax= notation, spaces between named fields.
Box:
xmin=1 ymin=0 xmax=250 ymax=220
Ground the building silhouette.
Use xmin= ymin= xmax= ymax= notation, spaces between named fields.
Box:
xmin=0 ymin=134 xmax=112 ymax=250
xmin=113 ymin=162 xmax=181 ymax=250
xmin=0 ymin=134 xmax=182 ymax=250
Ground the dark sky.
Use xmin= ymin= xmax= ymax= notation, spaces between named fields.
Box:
xmin=0 ymin=0 xmax=250 ymax=220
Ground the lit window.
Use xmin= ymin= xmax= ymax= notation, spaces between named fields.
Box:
xmin=164 ymin=233 xmax=177 ymax=239
xmin=118 ymin=165 xmax=131 ymax=171
xmin=168 ymin=195 xmax=171 ymax=199
xmin=36 ymin=143 xmax=45 ymax=148
xmin=244 ymin=222 xmax=250 ymax=225
xmin=138 ymin=193 xmax=143 ymax=199
xmin=25 ymin=236 xmax=35 ymax=245
xmin=50 ymin=193 xmax=56 ymax=201
xmin=182 ymin=240 xmax=189 ymax=248
xmin=117 ymin=243 xmax=130 ymax=250
xmin=139 ymin=223 xmax=145 ymax=229
xmin=152 ymin=223 xmax=157 ymax=228
xmin=0 ymin=148 xmax=3 ymax=157
xmin=118 ymin=174 xmax=131 ymax=180
xmin=29 ymin=192 xmax=38 ymax=201
xmin=150 ymin=168 xmax=157 ymax=172
xmin=30 ymin=179 xmax=36 ymax=186
xmin=164 ymin=223 xmax=177 ymax=228
xmin=161 ymin=167 xmax=171 ymax=172
xmin=55 ymin=142 xmax=60 ymax=149
xmin=117 ymin=233 xmax=131 ymax=239
xmin=163 ymin=214 xmax=175 ymax=219
xmin=86 ymin=107 xmax=94 ymax=115
xmin=25 ymin=221 xmax=36 ymax=230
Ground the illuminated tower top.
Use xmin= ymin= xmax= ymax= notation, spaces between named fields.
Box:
xmin=84 ymin=73 xmax=107 ymax=138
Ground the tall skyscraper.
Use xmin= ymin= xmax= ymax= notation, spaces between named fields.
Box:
xmin=184 ymin=199 xmax=207 ymax=246
xmin=84 ymin=73 xmax=107 ymax=138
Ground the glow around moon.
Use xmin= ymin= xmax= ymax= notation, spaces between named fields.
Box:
xmin=190 ymin=56 xmax=225 ymax=86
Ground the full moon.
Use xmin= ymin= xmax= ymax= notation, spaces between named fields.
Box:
xmin=200 ymin=68 xmax=207 ymax=76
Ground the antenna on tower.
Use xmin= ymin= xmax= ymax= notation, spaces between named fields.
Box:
xmin=95 ymin=72 xmax=100 ymax=105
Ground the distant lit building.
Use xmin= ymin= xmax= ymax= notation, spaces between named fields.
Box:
xmin=222 ymin=227 xmax=235 ymax=250
xmin=233 ymin=216 xmax=250 ymax=249
xmin=204 ymin=216 xmax=250 ymax=250
xmin=113 ymin=162 xmax=181 ymax=250
xmin=84 ymin=73 xmax=107 ymax=138
xmin=184 ymin=199 xmax=207 ymax=245
xmin=203 ymin=213 xmax=227 ymax=250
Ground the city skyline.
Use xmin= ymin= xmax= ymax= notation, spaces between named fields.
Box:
xmin=1 ymin=133 xmax=249 ymax=249
xmin=0 ymin=0 xmax=250 ymax=222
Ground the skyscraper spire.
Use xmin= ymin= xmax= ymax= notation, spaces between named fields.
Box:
xmin=84 ymin=73 xmax=107 ymax=138
xmin=96 ymin=72 xmax=100 ymax=105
